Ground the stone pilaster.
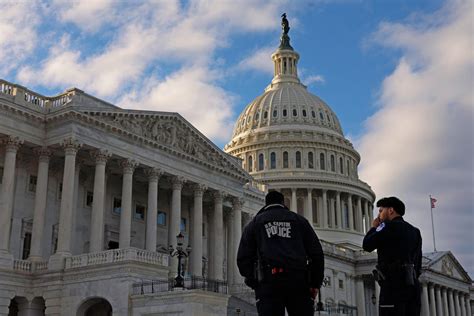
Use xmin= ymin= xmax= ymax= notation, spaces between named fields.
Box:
xmin=190 ymin=184 xmax=206 ymax=277
xmin=119 ymin=159 xmax=138 ymax=249
xmin=29 ymin=147 xmax=52 ymax=261
xmin=355 ymin=277 xmax=366 ymax=316
xmin=0 ymin=136 xmax=22 ymax=266
xmin=169 ymin=176 xmax=185 ymax=275
xmin=145 ymin=168 xmax=162 ymax=252
xmin=89 ymin=150 xmax=111 ymax=253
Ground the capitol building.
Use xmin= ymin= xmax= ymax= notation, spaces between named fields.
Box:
xmin=0 ymin=18 xmax=472 ymax=316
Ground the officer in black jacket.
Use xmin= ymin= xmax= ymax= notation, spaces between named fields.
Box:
xmin=363 ymin=196 xmax=422 ymax=316
xmin=237 ymin=191 xmax=324 ymax=316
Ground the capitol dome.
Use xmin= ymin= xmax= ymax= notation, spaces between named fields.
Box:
xmin=225 ymin=16 xmax=375 ymax=246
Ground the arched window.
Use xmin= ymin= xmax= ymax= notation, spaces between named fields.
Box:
xmin=312 ymin=110 xmax=316 ymax=118
xmin=302 ymin=109 xmax=307 ymax=117
xmin=339 ymin=157 xmax=343 ymax=174
xmin=319 ymin=112 xmax=324 ymax=120
xmin=273 ymin=110 xmax=278 ymax=117
xmin=255 ymin=112 xmax=259 ymax=120
xmin=347 ymin=160 xmax=350 ymax=176
xmin=258 ymin=153 xmax=264 ymax=171
xmin=248 ymin=155 xmax=253 ymax=172
xmin=308 ymin=152 xmax=314 ymax=169
xmin=283 ymin=151 xmax=289 ymax=168
xmin=283 ymin=109 xmax=288 ymax=117
xmin=331 ymin=155 xmax=335 ymax=172
xmin=296 ymin=151 xmax=301 ymax=168
xmin=263 ymin=111 xmax=268 ymax=119
xmin=293 ymin=109 xmax=297 ymax=117
xmin=320 ymin=153 xmax=325 ymax=170
xmin=270 ymin=152 xmax=276 ymax=169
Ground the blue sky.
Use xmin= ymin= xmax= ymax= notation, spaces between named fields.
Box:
xmin=1 ymin=0 xmax=472 ymax=277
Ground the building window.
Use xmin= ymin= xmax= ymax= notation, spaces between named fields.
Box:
xmin=0 ymin=166 xmax=3 ymax=183
xmin=319 ymin=112 xmax=324 ymax=120
xmin=157 ymin=211 xmax=167 ymax=226
xmin=180 ymin=218 xmax=187 ymax=232
xmin=283 ymin=109 xmax=287 ymax=117
xmin=255 ymin=112 xmax=259 ymax=121
xmin=258 ymin=153 xmax=264 ymax=171
xmin=134 ymin=204 xmax=146 ymax=220
xmin=248 ymin=155 xmax=253 ymax=172
xmin=86 ymin=191 xmax=94 ymax=207
xmin=312 ymin=198 xmax=318 ymax=225
xmin=296 ymin=151 xmax=301 ymax=168
xmin=312 ymin=110 xmax=316 ymax=118
xmin=320 ymin=153 xmax=325 ymax=170
xmin=273 ymin=109 xmax=278 ymax=117
xmin=57 ymin=182 xmax=63 ymax=199
xmin=292 ymin=109 xmax=297 ymax=117
xmin=113 ymin=197 xmax=122 ymax=215
xmin=302 ymin=109 xmax=307 ymax=117
xmin=202 ymin=222 xmax=206 ymax=237
xmin=339 ymin=279 xmax=344 ymax=289
xmin=22 ymin=232 xmax=32 ymax=260
xmin=108 ymin=241 xmax=119 ymax=250
xmin=347 ymin=160 xmax=350 ymax=176
xmin=283 ymin=151 xmax=289 ymax=168
xmin=28 ymin=175 xmax=37 ymax=193
xmin=270 ymin=152 xmax=276 ymax=169
xmin=264 ymin=111 xmax=268 ymax=119
xmin=327 ymin=114 xmax=331 ymax=122
xmin=326 ymin=276 xmax=332 ymax=286
xmin=339 ymin=157 xmax=344 ymax=174
xmin=331 ymin=155 xmax=335 ymax=172
xmin=308 ymin=152 xmax=314 ymax=169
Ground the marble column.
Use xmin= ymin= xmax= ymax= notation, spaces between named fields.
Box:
xmin=232 ymin=197 xmax=244 ymax=284
xmin=355 ymin=277 xmax=366 ymax=316
xmin=321 ymin=190 xmax=328 ymax=228
xmin=335 ymin=191 xmax=341 ymax=229
xmin=0 ymin=136 xmax=22 ymax=259
xmin=448 ymin=289 xmax=455 ymax=316
xmin=348 ymin=194 xmax=354 ymax=231
xmin=460 ymin=293 xmax=467 ymax=316
xmin=356 ymin=197 xmax=363 ymax=232
xmin=145 ymin=168 xmax=162 ymax=252
xmin=454 ymin=291 xmax=461 ymax=316
xmin=435 ymin=286 xmax=443 ymax=316
xmin=55 ymin=138 xmax=82 ymax=256
xmin=465 ymin=294 xmax=471 ymax=316
xmin=421 ymin=283 xmax=429 ymax=316
xmin=363 ymin=199 xmax=370 ymax=232
xmin=429 ymin=283 xmax=437 ymax=316
xmin=211 ymin=191 xmax=225 ymax=280
xmin=168 ymin=176 xmax=185 ymax=274
xmin=89 ymin=150 xmax=111 ymax=253
xmin=119 ymin=159 xmax=137 ymax=249
xmin=29 ymin=147 xmax=52 ymax=262
xmin=291 ymin=188 xmax=297 ymax=213
xmin=375 ymin=282 xmax=381 ymax=316
xmin=305 ymin=189 xmax=313 ymax=225
xmin=190 ymin=184 xmax=206 ymax=277
xmin=442 ymin=287 xmax=449 ymax=316
xmin=330 ymin=197 xmax=336 ymax=228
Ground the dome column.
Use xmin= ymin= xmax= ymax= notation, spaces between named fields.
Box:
xmin=321 ymin=190 xmax=328 ymax=228
xmin=348 ymin=194 xmax=354 ymax=231
xmin=335 ymin=191 xmax=342 ymax=229
xmin=305 ymin=189 xmax=313 ymax=226
xmin=291 ymin=188 xmax=297 ymax=213
xmin=329 ymin=194 xmax=336 ymax=228
xmin=356 ymin=196 xmax=363 ymax=232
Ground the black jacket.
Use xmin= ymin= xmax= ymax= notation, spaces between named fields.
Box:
xmin=363 ymin=216 xmax=422 ymax=279
xmin=237 ymin=204 xmax=324 ymax=288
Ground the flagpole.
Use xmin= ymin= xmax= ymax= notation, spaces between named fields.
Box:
xmin=430 ymin=195 xmax=437 ymax=252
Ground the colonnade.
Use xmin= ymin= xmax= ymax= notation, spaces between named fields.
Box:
xmin=421 ymin=282 xmax=472 ymax=316
xmin=0 ymin=135 xmax=245 ymax=283
xmin=281 ymin=188 xmax=373 ymax=233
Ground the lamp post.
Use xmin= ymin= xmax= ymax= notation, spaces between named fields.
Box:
xmin=168 ymin=232 xmax=191 ymax=288
xmin=316 ymin=276 xmax=330 ymax=314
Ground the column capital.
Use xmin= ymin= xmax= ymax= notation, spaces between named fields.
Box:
xmin=120 ymin=159 xmax=138 ymax=174
xmin=34 ymin=146 xmax=53 ymax=161
xmin=171 ymin=175 xmax=186 ymax=190
xmin=61 ymin=137 xmax=82 ymax=155
xmin=192 ymin=183 xmax=207 ymax=196
xmin=232 ymin=197 xmax=245 ymax=209
xmin=145 ymin=167 xmax=163 ymax=181
xmin=90 ymin=149 xmax=112 ymax=165
xmin=2 ymin=135 xmax=23 ymax=152
xmin=212 ymin=190 xmax=226 ymax=201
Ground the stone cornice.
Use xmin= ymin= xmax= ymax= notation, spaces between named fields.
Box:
xmin=43 ymin=109 xmax=251 ymax=183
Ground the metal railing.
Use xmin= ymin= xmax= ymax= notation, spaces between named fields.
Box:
xmin=132 ymin=276 xmax=228 ymax=295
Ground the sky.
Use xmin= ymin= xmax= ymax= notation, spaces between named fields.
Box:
xmin=1 ymin=0 xmax=472 ymax=276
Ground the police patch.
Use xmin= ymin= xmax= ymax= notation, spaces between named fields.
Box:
xmin=376 ymin=222 xmax=385 ymax=232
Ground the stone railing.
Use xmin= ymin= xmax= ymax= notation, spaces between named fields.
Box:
xmin=64 ymin=248 xmax=169 ymax=270
xmin=0 ymin=79 xmax=75 ymax=109
xmin=13 ymin=260 xmax=48 ymax=273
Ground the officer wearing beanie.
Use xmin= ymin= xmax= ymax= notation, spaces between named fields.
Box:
xmin=363 ymin=196 xmax=422 ymax=316
xmin=237 ymin=191 xmax=324 ymax=316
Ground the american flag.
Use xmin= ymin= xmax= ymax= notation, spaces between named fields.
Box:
xmin=430 ymin=197 xmax=437 ymax=209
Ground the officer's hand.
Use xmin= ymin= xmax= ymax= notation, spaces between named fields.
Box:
xmin=372 ymin=217 xmax=381 ymax=228
xmin=310 ymin=288 xmax=319 ymax=300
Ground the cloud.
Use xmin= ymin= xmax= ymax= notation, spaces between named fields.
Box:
xmin=118 ymin=67 xmax=235 ymax=143
xmin=301 ymin=74 xmax=325 ymax=86
xmin=0 ymin=1 xmax=42 ymax=74
xmin=238 ymin=47 xmax=275 ymax=74
xmin=53 ymin=0 xmax=116 ymax=32
xmin=358 ymin=0 xmax=473 ymax=275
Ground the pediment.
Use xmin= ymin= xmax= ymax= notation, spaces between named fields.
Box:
xmin=77 ymin=109 xmax=250 ymax=181
xmin=424 ymin=251 xmax=471 ymax=282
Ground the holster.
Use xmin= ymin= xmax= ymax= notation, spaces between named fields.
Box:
xmin=254 ymin=259 xmax=265 ymax=283
xmin=402 ymin=264 xmax=416 ymax=286
xmin=372 ymin=265 xmax=386 ymax=286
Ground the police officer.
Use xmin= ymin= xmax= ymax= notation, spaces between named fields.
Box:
xmin=363 ymin=196 xmax=422 ymax=316
xmin=237 ymin=191 xmax=324 ymax=316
